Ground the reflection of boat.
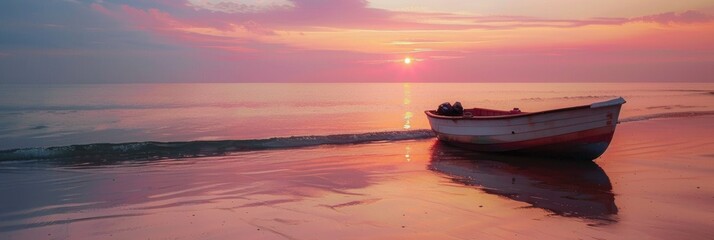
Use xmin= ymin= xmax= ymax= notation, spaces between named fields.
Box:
xmin=428 ymin=142 xmax=618 ymax=220
xmin=424 ymin=97 xmax=625 ymax=160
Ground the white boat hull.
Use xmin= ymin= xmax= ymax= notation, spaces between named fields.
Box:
xmin=425 ymin=97 xmax=625 ymax=160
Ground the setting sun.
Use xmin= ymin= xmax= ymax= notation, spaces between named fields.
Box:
xmin=404 ymin=57 xmax=412 ymax=64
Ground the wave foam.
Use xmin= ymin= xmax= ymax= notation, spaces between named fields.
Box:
xmin=0 ymin=130 xmax=436 ymax=162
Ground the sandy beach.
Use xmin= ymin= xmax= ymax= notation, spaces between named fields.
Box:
xmin=1 ymin=115 xmax=712 ymax=239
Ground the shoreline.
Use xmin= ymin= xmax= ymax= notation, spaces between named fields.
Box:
xmin=0 ymin=116 xmax=712 ymax=239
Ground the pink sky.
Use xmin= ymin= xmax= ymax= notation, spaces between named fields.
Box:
xmin=1 ymin=0 xmax=713 ymax=82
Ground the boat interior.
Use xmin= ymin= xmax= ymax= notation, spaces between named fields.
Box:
xmin=428 ymin=107 xmax=525 ymax=117
xmin=463 ymin=107 xmax=524 ymax=117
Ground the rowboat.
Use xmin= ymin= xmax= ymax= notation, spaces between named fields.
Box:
xmin=424 ymin=97 xmax=626 ymax=160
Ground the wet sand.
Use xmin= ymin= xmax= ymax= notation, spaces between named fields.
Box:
xmin=1 ymin=116 xmax=713 ymax=239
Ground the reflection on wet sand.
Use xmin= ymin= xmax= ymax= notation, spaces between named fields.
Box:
xmin=428 ymin=142 xmax=618 ymax=221
xmin=0 ymin=148 xmax=387 ymax=233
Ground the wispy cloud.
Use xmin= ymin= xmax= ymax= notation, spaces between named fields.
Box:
xmin=634 ymin=10 xmax=714 ymax=24
xmin=187 ymin=0 xmax=295 ymax=13
xmin=87 ymin=0 xmax=714 ymax=57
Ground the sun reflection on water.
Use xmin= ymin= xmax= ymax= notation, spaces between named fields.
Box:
xmin=403 ymin=112 xmax=413 ymax=129
xmin=403 ymin=83 xmax=412 ymax=129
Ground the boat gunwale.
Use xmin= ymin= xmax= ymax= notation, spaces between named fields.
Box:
xmin=426 ymin=97 xmax=625 ymax=120
xmin=425 ymin=103 xmax=618 ymax=120
xmin=424 ymin=105 xmax=590 ymax=120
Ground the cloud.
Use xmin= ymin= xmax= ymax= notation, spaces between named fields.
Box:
xmin=86 ymin=0 xmax=714 ymax=57
xmin=634 ymin=10 xmax=714 ymax=24
xmin=89 ymin=3 xmax=286 ymax=53
xmin=404 ymin=11 xmax=714 ymax=30
xmin=94 ymin=0 xmax=714 ymax=36
xmin=188 ymin=0 xmax=295 ymax=13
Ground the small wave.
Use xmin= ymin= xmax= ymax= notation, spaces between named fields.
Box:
xmin=620 ymin=111 xmax=714 ymax=123
xmin=0 ymin=130 xmax=436 ymax=162
xmin=662 ymin=89 xmax=714 ymax=93
xmin=0 ymin=101 xmax=367 ymax=112
xmin=4 ymin=111 xmax=712 ymax=162
xmin=645 ymin=105 xmax=703 ymax=110
xmin=659 ymin=90 xmax=714 ymax=96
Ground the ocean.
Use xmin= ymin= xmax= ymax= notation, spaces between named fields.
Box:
xmin=1 ymin=83 xmax=712 ymax=151
xmin=1 ymin=83 xmax=713 ymax=239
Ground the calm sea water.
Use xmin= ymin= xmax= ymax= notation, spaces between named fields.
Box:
xmin=1 ymin=83 xmax=712 ymax=151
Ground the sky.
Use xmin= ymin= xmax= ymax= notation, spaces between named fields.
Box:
xmin=1 ymin=0 xmax=713 ymax=83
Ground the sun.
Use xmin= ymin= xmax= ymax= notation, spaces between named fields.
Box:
xmin=404 ymin=57 xmax=412 ymax=64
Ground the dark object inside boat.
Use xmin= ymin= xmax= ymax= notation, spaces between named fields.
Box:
xmin=437 ymin=102 xmax=464 ymax=116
